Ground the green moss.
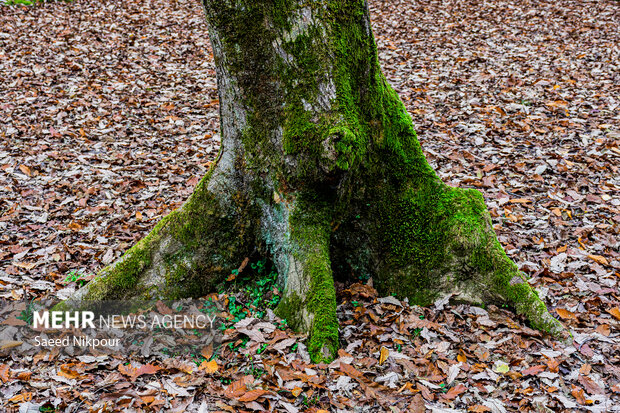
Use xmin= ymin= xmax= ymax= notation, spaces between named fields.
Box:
xmin=275 ymin=291 xmax=304 ymax=331
xmin=275 ymin=193 xmax=339 ymax=363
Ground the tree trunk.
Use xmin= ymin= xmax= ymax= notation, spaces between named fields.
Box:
xmin=64 ymin=0 xmax=566 ymax=362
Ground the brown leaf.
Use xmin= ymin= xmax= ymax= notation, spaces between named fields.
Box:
xmin=468 ymin=405 xmax=492 ymax=412
xmin=379 ymin=346 xmax=389 ymax=366
xmin=595 ymin=324 xmax=610 ymax=336
xmin=578 ymin=375 xmax=604 ymax=395
xmin=521 ymin=365 xmax=546 ymax=376
xmin=59 ymin=363 xmax=86 ymax=379
xmin=155 ymin=300 xmax=173 ymax=315
xmin=0 ymin=364 xmax=9 ymax=383
xmin=8 ymin=392 xmax=32 ymax=404
xmin=579 ymin=364 xmax=592 ymax=375
xmin=199 ymin=359 xmax=218 ymax=374
xmin=408 ymin=393 xmax=425 ymax=412
xmin=19 ymin=164 xmax=31 ymax=177
xmin=224 ymin=375 xmax=254 ymax=398
xmin=608 ymin=307 xmax=620 ymax=321
xmin=162 ymin=358 xmax=194 ymax=374
xmin=340 ymin=362 xmax=363 ymax=378
xmin=201 ymin=343 xmax=214 ymax=360
xmin=442 ymin=383 xmax=466 ymax=400
xmin=237 ymin=257 xmax=250 ymax=273
xmin=571 ymin=385 xmax=589 ymax=405
xmin=508 ymin=198 xmax=532 ymax=204
xmin=118 ymin=363 xmax=138 ymax=378
xmin=555 ymin=308 xmax=576 ymax=320
xmin=588 ymin=254 xmax=609 ymax=266
xmin=15 ymin=371 xmax=32 ymax=381
xmin=132 ymin=364 xmax=161 ymax=381
xmin=238 ymin=389 xmax=269 ymax=402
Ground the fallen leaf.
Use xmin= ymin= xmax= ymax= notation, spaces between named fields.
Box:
xmin=493 ymin=361 xmax=509 ymax=374
xmin=199 ymin=359 xmax=218 ymax=374
xmin=571 ymin=385 xmax=589 ymax=405
xmin=608 ymin=307 xmax=620 ymax=321
xmin=201 ymin=344 xmax=213 ymax=360
xmin=19 ymin=164 xmax=31 ymax=177
xmin=522 ymin=365 xmax=546 ymax=376
xmin=131 ymin=364 xmax=161 ymax=381
xmin=0 ymin=364 xmax=9 ymax=383
xmin=8 ymin=392 xmax=32 ymax=404
xmin=238 ymin=389 xmax=269 ymax=402
xmin=224 ymin=375 xmax=254 ymax=398
xmin=379 ymin=346 xmax=389 ymax=365
xmin=556 ymin=308 xmax=577 ymax=320
xmin=469 ymin=405 xmax=492 ymax=412
xmin=588 ymin=254 xmax=609 ymax=266
xmin=442 ymin=383 xmax=466 ymax=400
xmin=595 ymin=324 xmax=610 ymax=336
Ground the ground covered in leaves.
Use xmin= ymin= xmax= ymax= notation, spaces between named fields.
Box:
xmin=0 ymin=0 xmax=619 ymax=411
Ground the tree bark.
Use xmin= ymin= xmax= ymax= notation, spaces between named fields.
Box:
xmin=64 ymin=0 xmax=566 ymax=362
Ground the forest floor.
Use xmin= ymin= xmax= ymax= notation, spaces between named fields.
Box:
xmin=0 ymin=0 xmax=619 ymax=411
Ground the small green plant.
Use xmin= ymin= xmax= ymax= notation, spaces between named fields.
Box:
xmin=302 ymin=394 xmax=320 ymax=406
xmin=17 ymin=298 xmax=37 ymax=325
xmin=190 ymin=354 xmax=206 ymax=367
xmin=243 ymin=355 xmax=266 ymax=377
xmin=224 ymin=258 xmax=281 ymax=322
xmin=227 ymin=296 xmax=246 ymax=323
xmin=64 ymin=269 xmax=90 ymax=287
xmin=256 ymin=343 xmax=268 ymax=354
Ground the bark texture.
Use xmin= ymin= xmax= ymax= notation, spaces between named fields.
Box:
xmin=65 ymin=0 xmax=565 ymax=362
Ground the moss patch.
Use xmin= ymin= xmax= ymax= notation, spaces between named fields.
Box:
xmin=275 ymin=193 xmax=339 ymax=363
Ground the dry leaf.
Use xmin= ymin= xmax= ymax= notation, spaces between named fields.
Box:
xmin=588 ymin=254 xmax=609 ymax=266
xmin=522 ymin=365 xmax=546 ymax=376
xmin=608 ymin=307 xmax=620 ymax=321
xmin=199 ymin=360 xmax=218 ymax=374
xmin=442 ymin=383 xmax=466 ymax=400
xmin=224 ymin=375 xmax=254 ymax=398
xmin=19 ymin=164 xmax=31 ymax=177
xmin=201 ymin=344 xmax=214 ymax=360
xmin=595 ymin=324 xmax=610 ymax=336
xmin=379 ymin=346 xmax=389 ymax=365
xmin=0 ymin=364 xmax=9 ymax=383
xmin=238 ymin=389 xmax=269 ymax=402
xmin=8 ymin=392 xmax=32 ymax=404
xmin=555 ymin=308 xmax=576 ymax=320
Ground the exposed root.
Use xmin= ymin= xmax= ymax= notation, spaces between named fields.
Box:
xmin=274 ymin=194 xmax=339 ymax=363
xmin=64 ymin=170 xmax=254 ymax=306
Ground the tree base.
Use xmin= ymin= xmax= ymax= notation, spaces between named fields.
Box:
xmin=64 ymin=168 xmax=566 ymax=362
